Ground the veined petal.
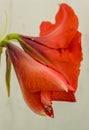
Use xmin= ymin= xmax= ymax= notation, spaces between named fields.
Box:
xmin=27 ymin=3 xmax=78 ymax=49
xmin=7 ymin=43 xmax=74 ymax=93
xmin=20 ymin=31 xmax=82 ymax=91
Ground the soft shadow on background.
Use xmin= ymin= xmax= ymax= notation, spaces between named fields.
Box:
xmin=0 ymin=0 xmax=89 ymax=130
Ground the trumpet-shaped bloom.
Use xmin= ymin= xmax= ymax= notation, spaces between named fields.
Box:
xmin=5 ymin=3 xmax=82 ymax=118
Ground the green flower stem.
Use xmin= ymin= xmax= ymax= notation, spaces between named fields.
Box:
xmin=6 ymin=33 xmax=19 ymax=40
xmin=0 ymin=33 xmax=19 ymax=47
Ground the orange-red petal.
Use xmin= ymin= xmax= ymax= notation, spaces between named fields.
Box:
xmin=29 ymin=3 xmax=78 ymax=49
xmin=41 ymin=91 xmax=52 ymax=106
xmin=52 ymin=91 xmax=76 ymax=102
xmin=21 ymin=90 xmax=54 ymax=117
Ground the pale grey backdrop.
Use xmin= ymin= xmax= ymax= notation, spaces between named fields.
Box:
xmin=0 ymin=0 xmax=89 ymax=130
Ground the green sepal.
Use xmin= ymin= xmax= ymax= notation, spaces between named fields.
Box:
xmin=5 ymin=50 xmax=11 ymax=97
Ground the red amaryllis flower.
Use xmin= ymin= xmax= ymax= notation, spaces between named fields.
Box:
xmin=3 ymin=3 xmax=82 ymax=118
xmin=7 ymin=43 xmax=75 ymax=118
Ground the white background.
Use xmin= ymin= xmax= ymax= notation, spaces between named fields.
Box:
xmin=0 ymin=0 xmax=89 ymax=130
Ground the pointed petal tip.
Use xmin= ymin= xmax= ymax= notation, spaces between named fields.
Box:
xmin=41 ymin=111 xmax=54 ymax=118
xmin=44 ymin=105 xmax=54 ymax=118
xmin=61 ymin=83 xmax=74 ymax=93
xmin=41 ymin=112 xmax=47 ymax=117
xmin=68 ymin=91 xmax=76 ymax=102
xmin=61 ymin=84 xmax=68 ymax=92
xmin=50 ymin=114 xmax=54 ymax=118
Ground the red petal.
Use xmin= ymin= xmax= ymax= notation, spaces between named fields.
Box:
xmin=52 ymin=91 xmax=76 ymax=102
xmin=30 ymin=3 xmax=78 ymax=49
xmin=40 ymin=22 xmax=53 ymax=36
xmin=21 ymin=90 xmax=54 ymax=118
xmin=22 ymin=91 xmax=46 ymax=116
xmin=41 ymin=91 xmax=52 ymax=106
